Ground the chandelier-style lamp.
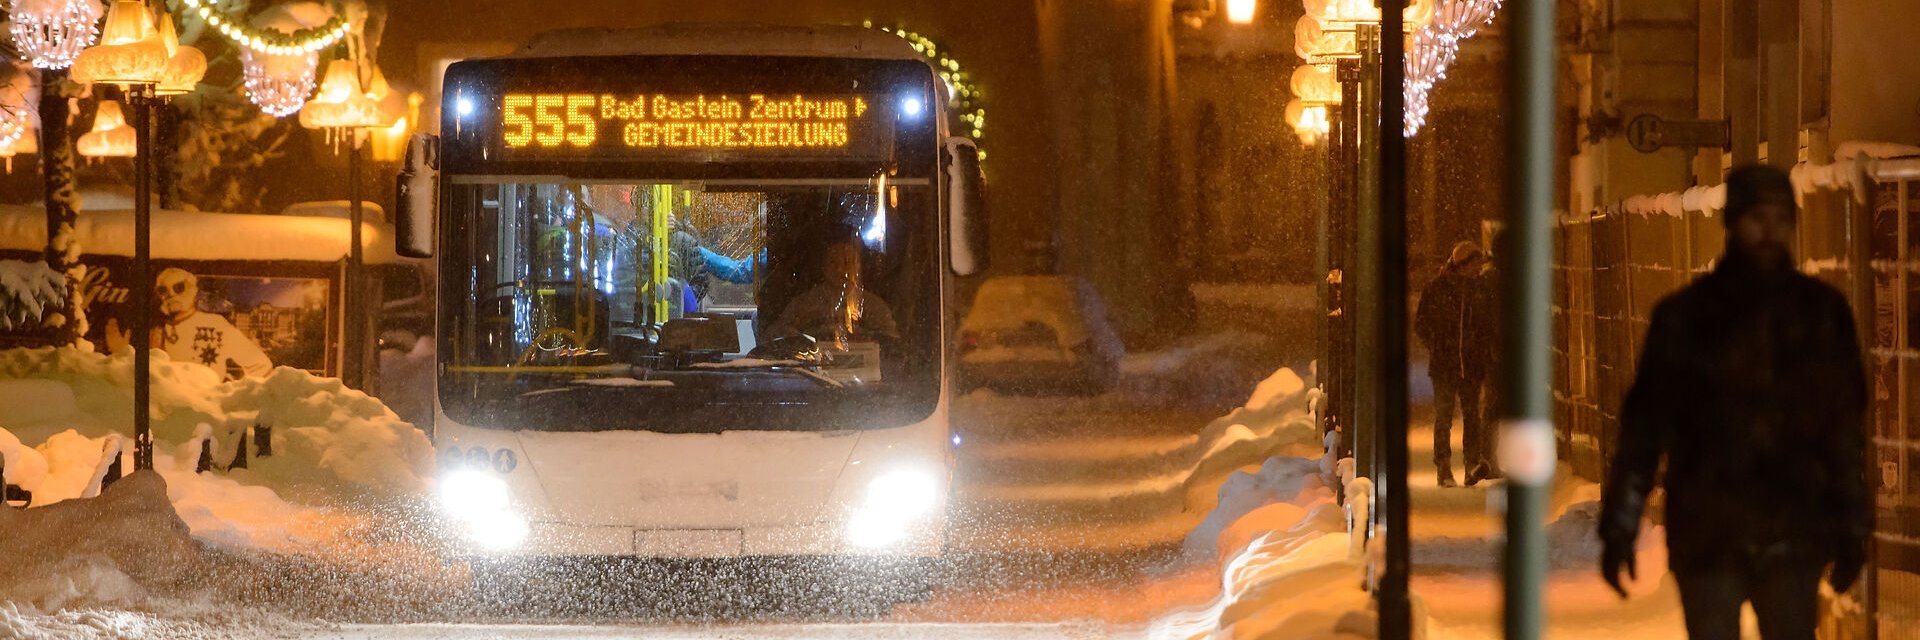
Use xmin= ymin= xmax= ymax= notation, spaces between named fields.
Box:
xmin=152 ymin=12 xmax=208 ymax=96
xmin=241 ymin=48 xmax=317 ymax=117
xmin=69 ymin=0 xmax=169 ymax=87
xmin=76 ymin=99 xmax=135 ymax=159
xmin=9 ymin=0 xmax=105 ymax=70
xmin=1403 ymin=0 xmax=1502 ymax=135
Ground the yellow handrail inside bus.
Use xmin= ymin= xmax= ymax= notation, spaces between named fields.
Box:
xmin=651 ymin=184 xmax=672 ymax=322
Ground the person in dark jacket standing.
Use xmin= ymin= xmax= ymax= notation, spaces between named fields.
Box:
xmin=1416 ymin=241 xmax=1492 ymax=488
xmin=1600 ymin=165 xmax=1869 ymax=640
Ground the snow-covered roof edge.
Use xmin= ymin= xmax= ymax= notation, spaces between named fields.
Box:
xmin=0 ymin=206 xmax=405 ymax=264
xmin=505 ymin=23 xmax=924 ymax=61
xmin=1566 ymin=140 xmax=1920 ymax=224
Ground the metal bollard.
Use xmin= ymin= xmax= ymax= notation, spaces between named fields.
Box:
xmin=255 ymin=423 xmax=272 ymax=458
xmin=100 ymin=450 xmax=122 ymax=492
xmin=229 ymin=430 xmax=249 ymax=470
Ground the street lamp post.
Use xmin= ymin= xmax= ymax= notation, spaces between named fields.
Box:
xmin=71 ymin=0 xmax=203 ymax=471
xmin=301 ymin=55 xmax=402 ymax=390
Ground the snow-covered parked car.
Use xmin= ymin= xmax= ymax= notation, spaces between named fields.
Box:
xmin=958 ymin=275 xmax=1123 ymax=394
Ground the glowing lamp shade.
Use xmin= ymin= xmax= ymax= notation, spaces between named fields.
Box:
xmin=1285 ymin=99 xmax=1330 ymax=146
xmin=1290 ymin=63 xmax=1342 ymax=105
xmin=9 ymin=126 xmax=38 ymax=155
xmin=0 ymin=124 xmax=38 ymax=173
xmin=9 ymin=0 xmax=104 ymax=70
xmin=77 ymin=100 xmax=137 ymax=159
xmin=1294 ymin=16 xmax=1359 ymax=62
xmin=152 ymin=13 xmax=207 ymax=96
xmin=1226 ymin=0 xmax=1256 ymax=23
xmin=299 ymin=58 xmax=384 ymax=130
xmin=69 ymin=0 xmax=169 ymax=87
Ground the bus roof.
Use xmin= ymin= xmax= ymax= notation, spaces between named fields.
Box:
xmin=0 ymin=205 xmax=405 ymax=264
xmin=506 ymin=23 xmax=926 ymax=62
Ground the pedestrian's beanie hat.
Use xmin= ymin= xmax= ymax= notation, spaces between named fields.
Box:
xmin=1446 ymin=241 xmax=1484 ymax=268
xmin=1722 ymin=164 xmax=1796 ymax=228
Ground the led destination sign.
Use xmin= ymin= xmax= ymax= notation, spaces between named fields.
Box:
xmin=496 ymin=92 xmax=892 ymax=157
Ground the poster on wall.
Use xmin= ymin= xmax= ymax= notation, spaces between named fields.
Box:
xmin=0 ymin=252 xmax=338 ymax=380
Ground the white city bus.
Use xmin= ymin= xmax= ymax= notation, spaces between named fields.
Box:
xmin=396 ymin=24 xmax=986 ymax=572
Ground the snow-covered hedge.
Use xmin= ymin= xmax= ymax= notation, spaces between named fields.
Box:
xmin=0 ymin=259 xmax=63 ymax=331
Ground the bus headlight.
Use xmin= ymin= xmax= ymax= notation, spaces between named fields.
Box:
xmin=847 ymin=469 xmax=941 ymax=548
xmin=438 ymin=469 xmax=527 ymax=550
xmin=438 ymin=469 xmax=509 ymax=517
xmin=867 ymin=469 xmax=939 ymax=517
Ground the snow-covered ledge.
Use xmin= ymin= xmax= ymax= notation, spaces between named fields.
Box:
xmin=1574 ymin=140 xmax=1920 ymax=222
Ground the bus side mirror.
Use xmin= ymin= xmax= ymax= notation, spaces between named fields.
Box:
xmin=945 ymin=136 xmax=988 ymax=276
xmin=395 ymin=134 xmax=440 ymax=259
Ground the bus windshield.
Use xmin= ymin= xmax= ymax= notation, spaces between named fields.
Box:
xmin=438 ymin=176 xmax=940 ymax=432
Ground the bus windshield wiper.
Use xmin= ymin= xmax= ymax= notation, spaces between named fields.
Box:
xmin=688 ymin=359 xmax=845 ymax=389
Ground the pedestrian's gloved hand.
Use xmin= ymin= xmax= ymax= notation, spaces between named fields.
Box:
xmin=1830 ymin=537 xmax=1867 ymax=593
xmin=1601 ymin=534 xmax=1636 ymax=599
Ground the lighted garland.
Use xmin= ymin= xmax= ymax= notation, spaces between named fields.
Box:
xmin=1402 ymin=0 xmax=1500 ymax=136
xmin=864 ymin=22 xmax=986 ymax=159
xmin=180 ymin=0 xmax=351 ymax=56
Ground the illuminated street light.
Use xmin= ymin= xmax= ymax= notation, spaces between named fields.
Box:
xmin=1285 ymin=99 xmax=1330 ymax=145
xmin=69 ymin=0 xmax=168 ymax=86
xmin=76 ymin=99 xmax=135 ymax=159
xmin=152 ymin=13 xmax=208 ymax=97
xmin=70 ymin=0 xmax=199 ymax=472
xmin=1226 ymin=0 xmax=1257 ymax=24
xmin=301 ymin=53 xmax=402 ymax=391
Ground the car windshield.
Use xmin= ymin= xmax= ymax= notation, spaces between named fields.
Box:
xmin=438 ymin=177 xmax=939 ymax=432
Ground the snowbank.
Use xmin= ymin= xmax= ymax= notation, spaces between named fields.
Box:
xmin=1150 ymin=456 xmax=1378 ymax=640
xmin=0 ymin=347 xmax=433 ymax=501
xmin=0 ymin=473 xmax=199 ymax=612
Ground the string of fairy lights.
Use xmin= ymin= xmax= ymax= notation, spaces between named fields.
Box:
xmin=181 ymin=0 xmax=352 ymax=56
xmin=865 ymin=21 xmax=986 ymax=159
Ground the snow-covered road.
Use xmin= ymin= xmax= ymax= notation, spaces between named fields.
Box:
xmin=0 ymin=332 xmax=1320 ymax=638
xmin=290 ymin=622 xmax=1117 ymax=639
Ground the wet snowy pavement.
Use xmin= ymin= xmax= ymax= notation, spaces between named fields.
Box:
xmin=294 ymin=622 xmax=1113 ymax=639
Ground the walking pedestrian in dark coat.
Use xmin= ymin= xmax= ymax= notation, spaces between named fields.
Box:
xmin=1465 ymin=228 xmax=1508 ymax=485
xmin=1599 ymin=165 xmax=1869 ymax=640
xmin=1416 ymin=241 xmax=1492 ymax=488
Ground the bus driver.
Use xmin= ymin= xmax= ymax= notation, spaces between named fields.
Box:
xmin=764 ymin=232 xmax=897 ymax=347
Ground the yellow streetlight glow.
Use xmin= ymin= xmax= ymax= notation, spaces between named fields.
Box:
xmin=1227 ymin=0 xmax=1257 ymax=24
